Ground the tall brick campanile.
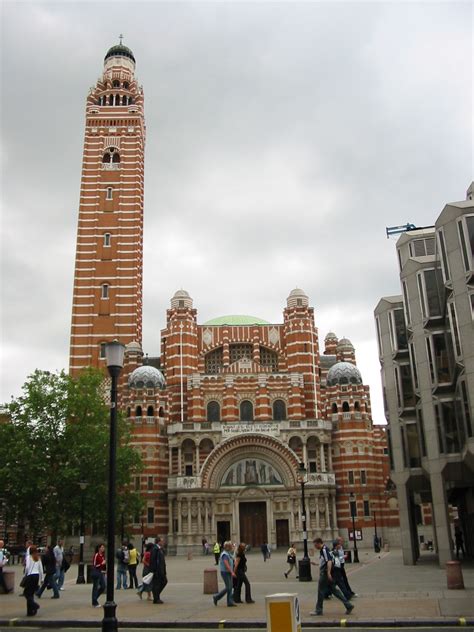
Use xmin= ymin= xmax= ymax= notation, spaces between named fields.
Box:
xmin=69 ymin=42 xmax=145 ymax=375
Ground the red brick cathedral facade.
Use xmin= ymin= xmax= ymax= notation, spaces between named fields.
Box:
xmin=70 ymin=45 xmax=399 ymax=552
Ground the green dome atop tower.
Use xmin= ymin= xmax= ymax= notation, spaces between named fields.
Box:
xmin=105 ymin=43 xmax=135 ymax=64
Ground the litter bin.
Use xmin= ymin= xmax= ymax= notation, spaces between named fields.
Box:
xmin=345 ymin=550 xmax=352 ymax=564
xmin=1 ymin=568 xmax=15 ymax=593
xmin=203 ymin=568 xmax=218 ymax=594
xmin=265 ymin=593 xmax=301 ymax=632
xmin=86 ymin=564 xmax=94 ymax=584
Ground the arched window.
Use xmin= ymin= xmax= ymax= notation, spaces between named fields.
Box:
xmin=114 ymin=94 xmax=120 ymax=106
xmin=123 ymin=81 xmax=130 ymax=90
xmin=207 ymin=401 xmax=220 ymax=422
xmin=240 ymin=400 xmax=254 ymax=422
xmin=158 ymin=406 xmax=164 ymax=417
xmin=354 ymin=401 xmax=360 ymax=411
xmin=342 ymin=401 xmax=350 ymax=412
xmin=103 ymin=233 xmax=111 ymax=247
xmin=112 ymin=80 xmax=120 ymax=88
xmin=101 ymin=283 xmax=109 ymax=299
xmin=273 ymin=399 xmax=286 ymax=421
xmin=128 ymin=97 xmax=133 ymax=105
xmin=102 ymin=152 xmax=111 ymax=164
xmin=135 ymin=405 xmax=142 ymax=417
xmin=109 ymin=94 xmax=114 ymax=106
xmin=106 ymin=187 xmax=113 ymax=200
xmin=182 ymin=439 xmax=195 ymax=476
xmin=122 ymin=95 xmax=128 ymax=105
xmin=112 ymin=151 xmax=120 ymax=163
xmin=205 ymin=348 xmax=223 ymax=374
xmin=331 ymin=403 xmax=338 ymax=413
xmin=147 ymin=405 xmax=154 ymax=417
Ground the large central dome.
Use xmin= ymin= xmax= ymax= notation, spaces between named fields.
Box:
xmin=203 ymin=315 xmax=271 ymax=326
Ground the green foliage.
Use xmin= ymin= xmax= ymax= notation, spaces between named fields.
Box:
xmin=0 ymin=368 xmax=143 ymax=538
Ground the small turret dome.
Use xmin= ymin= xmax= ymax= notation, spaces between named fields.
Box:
xmin=125 ymin=341 xmax=142 ymax=354
xmin=128 ymin=365 xmax=165 ymax=390
xmin=171 ymin=289 xmax=193 ymax=309
xmin=326 ymin=361 xmax=362 ymax=386
xmin=325 ymin=332 xmax=338 ymax=341
xmin=337 ymin=337 xmax=354 ymax=350
xmin=287 ymin=288 xmax=309 ymax=308
xmin=104 ymin=44 xmax=135 ymax=64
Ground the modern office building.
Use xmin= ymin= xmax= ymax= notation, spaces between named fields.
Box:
xmin=375 ymin=184 xmax=474 ymax=565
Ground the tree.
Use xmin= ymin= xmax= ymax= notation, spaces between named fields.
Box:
xmin=0 ymin=368 xmax=143 ymax=539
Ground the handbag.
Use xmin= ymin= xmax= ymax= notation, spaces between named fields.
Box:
xmin=20 ymin=574 xmax=27 ymax=588
xmin=287 ymin=555 xmax=296 ymax=564
xmin=142 ymin=572 xmax=154 ymax=585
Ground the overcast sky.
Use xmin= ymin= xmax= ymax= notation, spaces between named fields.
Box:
xmin=1 ymin=1 xmax=472 ymax=423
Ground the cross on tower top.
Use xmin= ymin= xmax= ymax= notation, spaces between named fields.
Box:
xmin=119 ymin=33 xmax=124 ymax=45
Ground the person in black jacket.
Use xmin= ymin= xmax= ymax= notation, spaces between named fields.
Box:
xmin=149 ymin=536 xmax=167 ymax=604
xmin=233 ymin=543 xmax=254 ymax=604
xmin=36 ymin=546 xmax=59 ymax=599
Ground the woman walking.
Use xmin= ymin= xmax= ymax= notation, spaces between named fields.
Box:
xmin=233 ymin=543 xmax=254 ymax=604
xmin=91 ymin=543 xmax=106 ymax=608
xmin=284 ymin=544 xmax=297 ymax=578
xmin=23 ymin=546 xmax=43 ymax=616
xmin=137 ymin=542 xmax=154 ymax=601
xmin=212 ymin=541 xmax=236 ymax=607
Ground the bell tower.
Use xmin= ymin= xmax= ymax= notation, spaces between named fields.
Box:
xmin=69 ymin=41 xmax=145 ymax=375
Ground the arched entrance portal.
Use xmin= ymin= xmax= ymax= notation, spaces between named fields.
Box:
xmin=239 ymin=500 xmax=267 ymax=547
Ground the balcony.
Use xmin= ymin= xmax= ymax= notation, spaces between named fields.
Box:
xmin=167 ymin=419 xmax=332 ymax=436
xmin=168 ymin=475 xmax=202 ymax=490
xmin=306 ymin=472 xmax=336 ymax=487
xmin=102 ymin=163 xmax=120 ymax=171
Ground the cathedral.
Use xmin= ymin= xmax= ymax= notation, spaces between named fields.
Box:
xmin=69 ymin=43 xmax=399 ymax=553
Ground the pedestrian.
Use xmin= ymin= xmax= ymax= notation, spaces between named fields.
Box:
xmin=330 ymin=540 xmax=352 ymax=600
xmin=455 ymin=528 xmax=465 ymax=559
xmin=23 ymin=545 xmax=43 ymax=616
xmin=212 ymin=541 xmax=236 ymax=607
xmin=115 ymin=540 xmax=129 ymax=589
xmin=91 ymin=543 xmax=106 ymax=607
xmin=284 ymin=543 xmax=297 ymax=578
xmin=233 ymin=542 xmax=254 ymax=604
xmin=36 ymin=545 xmax=60 ymax=599
xmin=137 ymin=542 xmax=154 ymax=601
xmin=213 ymin=541 xmax=221 ymax=565
xmin=309 ymin=537 xmax=354 ymax=617
xmin=337 ymin=537 xmax=356 ymax=598
xmin=127 ymin=542 xmax=139 ymax=589
xmin=0 ymin=540 xmax=12 ymax=594
xmin=150 ymin=536 xmax=168 ymax=604
xmin=260 ymin=542 xmax=269 ymax=562
xmin=53 ymin=539 xmax=65 ymax=591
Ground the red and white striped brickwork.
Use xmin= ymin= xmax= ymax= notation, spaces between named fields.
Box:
xmin=69 ymin=47 xmax=145 ymax=376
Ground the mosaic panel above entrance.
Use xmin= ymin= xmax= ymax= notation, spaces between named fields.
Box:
xmin=221 ymin=458 xmax=284 ymax=486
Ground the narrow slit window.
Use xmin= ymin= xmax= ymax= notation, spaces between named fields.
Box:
xmin=101 ymin=284 xmax=109 ymax=299
xmin=103 ymin=233 xmax=111 ymax=247
xmin=106 ymin=187 xmax=113 ymax=200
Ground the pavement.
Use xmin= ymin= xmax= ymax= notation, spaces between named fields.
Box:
xmin=0 ymin=548 xmax=473 ymax=629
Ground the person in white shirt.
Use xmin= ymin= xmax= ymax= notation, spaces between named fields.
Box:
xmin=0 ymin=539 xmax=12 ymax=594
xmin=53 ymin=539 xmax=65 ymax=590
xmin=24 ymin=546 xmax=43 ymax=616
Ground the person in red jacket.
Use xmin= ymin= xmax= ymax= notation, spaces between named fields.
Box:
xmin=91 ymin=543 xmax=106 ymax=607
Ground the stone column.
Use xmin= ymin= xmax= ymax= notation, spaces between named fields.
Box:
xmin=178 ymin=446 xmax=182 ymax=475
xmin=396 ymin=480 xmax=417 ymax=565
xmin=430 ymin=471 xmax=453 ymax=566
xmin=187 ymin=498 xmax=192 ymax=535
xmin=325 ymin=497 xmax=330 ymax=529
xmin=303 ymin=440 xmax=308 ymax=467
xmin=177 ymin=499 xmax=182 ymax=534
xmin=196 ymin=445 xmax=200 ymax=474
xmin=320 ymin=443 xmax=326 ymax=472
xmin=315 ymin=497 xmax=320 ymax=529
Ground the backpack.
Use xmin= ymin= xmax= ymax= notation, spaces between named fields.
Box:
xmin=331 ymin=549 xmax=342 ymax=568
xmin=123 ymin=548 xmax=130 ymax=563
xmin=116 ymin=548 xmax=124 ymax=563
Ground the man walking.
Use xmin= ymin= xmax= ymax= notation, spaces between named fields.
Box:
xmin=150 ymin=537 xmax=168 ymax=604
xmin=310 ymin=538 xmax=353 ymax=617
xmin=53 ymin=539 xmax=65 ymax=591
xmin=115 ymin=541 xmax=129 ymax=589
xmin=212 ymin=541 xmax=236 ymax=607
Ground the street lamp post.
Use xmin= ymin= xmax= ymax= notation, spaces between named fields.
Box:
xmin=76 ymin=481 xmax=88 ymax=584
xmin=297 ymin=462 xmax=312 ymax=582
xmin=349 ymin=492 xmax=359 ymax=563
xmin=373 ymin=511 xmax=380 ymax=552
xmin=103 ymin=341 xmax=125 ymax=632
